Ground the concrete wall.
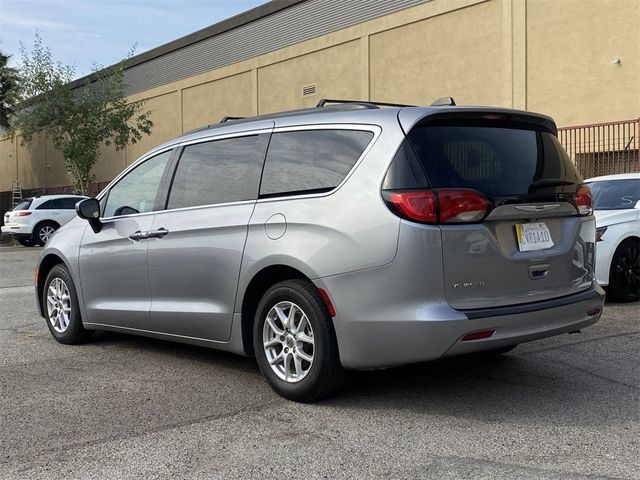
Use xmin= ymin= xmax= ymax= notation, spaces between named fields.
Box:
xmin=1 ymin=0 xmax=638 ymax=193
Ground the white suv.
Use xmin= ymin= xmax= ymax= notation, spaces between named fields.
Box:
xmin=2 ymin=195 xmax=87 ymax=246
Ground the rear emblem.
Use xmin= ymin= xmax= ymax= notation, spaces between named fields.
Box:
xmin=452 ymin=281 xmax=486 ymax=289
xmin=514 ymin=204 xmax=560 ymax=213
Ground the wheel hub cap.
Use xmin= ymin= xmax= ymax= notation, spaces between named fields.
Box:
xmin=262 ymin=301 xmax=314 ymax=383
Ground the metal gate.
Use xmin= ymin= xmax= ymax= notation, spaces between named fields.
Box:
xmin=558 ymin=118 xmax=639 ymax=179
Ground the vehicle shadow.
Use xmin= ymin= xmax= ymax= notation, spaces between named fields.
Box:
xmin=328 ymin=351 xmax=638 ymax=427
xmin=89 ymin=330 xmax=636 ymax=428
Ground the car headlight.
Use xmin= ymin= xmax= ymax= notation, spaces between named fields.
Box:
xmin=595 ymin=226 xmax=607 ymax=242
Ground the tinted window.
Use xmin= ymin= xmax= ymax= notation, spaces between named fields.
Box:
xmin=260 ymin=130 xmax=373 ymax=197
xmin=588 ymin=179 xmax=640 ymax=210
xmin=407 ymin=125 xmax=582 ymax=197
xmin=104 ymin=150 xmax=172 ymax=217
xmin=58 ymin=197 xmax=81 ymax=209
xmin=167 ymin=134 xmax=268 ymax=209
xmin=36 ymin=200 xmax=58 ymax=210
xmin=35 ymin=198 xmax=78 ymax=210
xmin=12 ymin=199 xmax=32 ymax=211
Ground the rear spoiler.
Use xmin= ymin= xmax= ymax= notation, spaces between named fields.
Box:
xmin=398 ymin=107 xmax=558 ymax=136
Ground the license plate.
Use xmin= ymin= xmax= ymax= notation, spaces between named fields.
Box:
xmin=515 ymin=222 xmax=554 ymax=252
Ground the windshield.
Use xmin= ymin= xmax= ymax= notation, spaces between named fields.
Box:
xmin=407 ymin=124 xmax=583 ymax=197
xmin=587 ymin=179 xmax=640 ymax=210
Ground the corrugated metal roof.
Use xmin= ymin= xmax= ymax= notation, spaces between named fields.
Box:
xmin=111 ymin=0 xmax=430 ymax=95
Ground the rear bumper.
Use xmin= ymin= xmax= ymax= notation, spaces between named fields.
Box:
xmin=324 ymin=283 xmax=605 ymax=370
xmin=1 ymin=225 xmax=33 ymax=238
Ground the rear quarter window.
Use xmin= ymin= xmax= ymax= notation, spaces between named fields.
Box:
xmin=260 ymin=129 xmax=374 ymax=197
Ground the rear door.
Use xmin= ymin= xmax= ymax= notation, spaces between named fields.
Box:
xmin=403 ymin=114 xmax=594 ymax=309
xmin=56 ymin=197 xmax=83 ymax=225
xmin=146 ymin=125 xmax=272 ymax=341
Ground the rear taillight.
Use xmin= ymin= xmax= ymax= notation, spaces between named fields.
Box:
xmin=385 ymin=189 xmax=491 ymax=224
xmin=574 ymin=185 xmax=593 ymax=216
xmin=15 ymin=211 xmax=32 ymax=217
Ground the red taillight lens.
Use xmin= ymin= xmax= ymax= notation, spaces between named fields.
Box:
xmin=574 ymin=185 xmax=593 ymax=216
xmin=386 ymin=189 xmax=491 ymax=224
xmin=437 ymin=189 xmax=491 ymax=223
xmin=15 ymin=211 xmax=32 ymax=217
xmin=389 ymin=191 xmax=437 ymax=223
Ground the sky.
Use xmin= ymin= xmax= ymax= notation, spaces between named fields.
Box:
xmin=0 ymin=0 xmax=267 ymax=78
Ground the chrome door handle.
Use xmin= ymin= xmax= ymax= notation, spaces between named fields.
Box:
xmin=129 ymin=231 xmax=146 ymax=241
xmin=147 ymin=228 xmax=169 ymax=239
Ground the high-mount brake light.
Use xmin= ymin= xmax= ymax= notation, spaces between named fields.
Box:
xmin=386 ymin=189 xmax=491 ymax=224
xmin=573 ymin=185 xmax=593 ymax=216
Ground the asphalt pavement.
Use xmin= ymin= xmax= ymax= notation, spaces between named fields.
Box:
xmin=0 ymin=245 xmax=638 ymax=479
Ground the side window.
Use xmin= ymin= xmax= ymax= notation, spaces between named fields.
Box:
xmin=103 ymin=150 xmax=172 ymax=217
xmin=59 ymin=198 xmax=80 ymax=209
xmin=36 ymin=200 xmax=58 ymax=210
xmin=167 ymin=134 xmax=268 ymax=210
xmin=260 ymin=129 xmax=374 ymax=197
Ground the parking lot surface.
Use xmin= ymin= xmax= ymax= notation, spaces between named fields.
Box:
xmin=0 ymin=245 xmax=638 ymax=479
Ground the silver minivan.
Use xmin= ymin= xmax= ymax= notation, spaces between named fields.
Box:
xmin=36 ymin=100 xmax=605 ymax=401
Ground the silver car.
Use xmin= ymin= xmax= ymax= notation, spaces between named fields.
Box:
xmin=36 ymin=100 xmax=605 ymax=401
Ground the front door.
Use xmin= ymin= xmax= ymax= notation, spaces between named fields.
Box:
xmin=78 ymin=149 xmax=173 ymax=329
xmin=147 ymin=128 xmax=271 ymax=341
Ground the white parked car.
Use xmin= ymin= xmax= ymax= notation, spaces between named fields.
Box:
xmin=586 ymin=173 xmax=640 ymax=302
xmin=1 ymin=195 xmax=87 ymax=246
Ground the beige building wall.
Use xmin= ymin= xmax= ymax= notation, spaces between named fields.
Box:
xmin=1 ymin=0 xmax=638 ymax=193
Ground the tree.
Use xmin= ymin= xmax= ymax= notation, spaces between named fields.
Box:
xmin=10 ymin=34 xmax=153 ymax=194
xmin=0 ymin=49 xmax=19 ymax=129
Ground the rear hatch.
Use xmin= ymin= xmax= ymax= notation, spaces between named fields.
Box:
xmin=4 ymin=199 xmax=33 ymax=226
xmin=387 ymin=110 xmax=595 ymax=309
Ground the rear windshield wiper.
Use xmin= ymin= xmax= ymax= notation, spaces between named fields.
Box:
xmin=529 ymin=178 xmax=576 ymax=190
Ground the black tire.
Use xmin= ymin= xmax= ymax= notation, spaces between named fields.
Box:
xmin=33 ymin=221 xmax=59 ymax=246
xmin=253 ymin=279 xmax=345 ymax=402
xmin=607 ymin=238 xmax=640 ymax=303
xmin=17 ymin=238 xmax=34 ymax=247
xmin=43 ymin=264 xmax=93 ymax=344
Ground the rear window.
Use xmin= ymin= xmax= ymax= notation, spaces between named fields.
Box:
xmin=260 ymin=129 xmax=373 ymax=197
xmin=406 ymin=124 xmax=582 ymax=197
xmin=587 ymin=179 xmax=640 ymax=210
xmin=12 ymin=199 xmax=32 ymax=211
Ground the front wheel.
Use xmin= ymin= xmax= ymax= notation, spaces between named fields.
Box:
xmin=43 ymin=264 xmax=93 ymax=344
xmin=253 ymin=280 xmax=345 ymax=402
xmin=607 ymin=238 xmax=640 ymax=303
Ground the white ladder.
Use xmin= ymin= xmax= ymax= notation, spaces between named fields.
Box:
xmin=11 ymin=181 xmax=22 ymax=207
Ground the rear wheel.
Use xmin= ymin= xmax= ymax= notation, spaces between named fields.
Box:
xmin=34 ymin=221 xmax=59 ymax=246
xmin=607 ymin=238 xmax=640 ymax=303
xmin=253 ymin=280 xmax=345 ymax=402
xmin=43 ymin=264 xmax=93 ymax=344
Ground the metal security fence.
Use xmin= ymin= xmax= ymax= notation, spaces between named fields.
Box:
xmin=558 ymin=118 xmax=640 ymax=179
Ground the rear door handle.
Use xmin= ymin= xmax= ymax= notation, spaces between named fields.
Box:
xmin=146 ymin=228 xmax=169 ymax=239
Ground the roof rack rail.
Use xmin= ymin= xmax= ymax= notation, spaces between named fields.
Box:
xmin=431 ymin=96 xmax=456 ymax=106
xmin=220 ymin=116 xmax=246 ymax=123
xmin=316 ymin=99 xmax=415 ymax=109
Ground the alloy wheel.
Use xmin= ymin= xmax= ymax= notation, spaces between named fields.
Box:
xmin=39 ymin=225 xmax=56 ymax=243
xmin=46 ymin=278 xmax=72 ymax=333
xmin=613 ymin=243 xmax=640 ymax=296
xmin=262 ymin=301 xmax=315 ymax=383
